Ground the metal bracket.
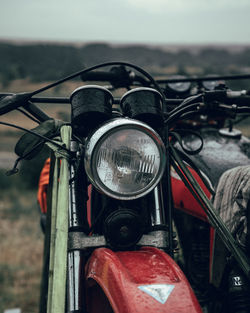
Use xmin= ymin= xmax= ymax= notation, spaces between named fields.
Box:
xmin=137 ymin=230 xmax=169 ymax=249
xmin=68 ymin=230 xmax=169 ymax=251
xmin=68 ymin=232 xmax=106 ymax=251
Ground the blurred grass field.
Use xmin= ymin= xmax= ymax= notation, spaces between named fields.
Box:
xmin=0 ymin=183 xmax=43 ymax=313
xmin=0 ymin=131 xmax=51 ymax=313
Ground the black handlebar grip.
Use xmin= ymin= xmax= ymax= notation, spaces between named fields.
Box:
xmin=0 ymin=92 xmax=51 ymax=122
xmin=0 ymin=93 xmax=31 ymax=115
xmin=226 ymin=91 xmax=250 ymax=106
xmin=204 ymin=90 xmax=250 ymax=107
xmin=228 ymin=96 xmax=250 ymax=106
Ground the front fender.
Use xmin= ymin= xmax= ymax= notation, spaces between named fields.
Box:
xmin=85 ymin=246 xmax=202 ymax=313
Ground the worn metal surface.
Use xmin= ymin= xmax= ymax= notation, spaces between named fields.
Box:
xmin=68 ymin=230 xmax=169 ymax=251
xmin=68 ymin=232 xmax=106 ymax=251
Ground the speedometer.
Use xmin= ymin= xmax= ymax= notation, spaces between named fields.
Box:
xmin=167 ymin=76 xmax=191 ymax=93
xmin=202 ymin=76 xmax=221 ymax=90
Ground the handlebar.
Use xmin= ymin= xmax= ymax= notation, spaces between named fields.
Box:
xmin=81 ymin=66 xmax=150 ymax=88
xmin=0 ymin=92 xmax=51 ymax=122
xmin=0 ymin=93 xmax=31 ymax=115
xmin=203 ymin=90 xmax=250 ymax=106
xmin=0 ymin=83 xmax=250 ymax=127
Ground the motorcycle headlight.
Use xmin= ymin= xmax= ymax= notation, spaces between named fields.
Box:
xmin=85 ymin=118 xmax=166 ymax=200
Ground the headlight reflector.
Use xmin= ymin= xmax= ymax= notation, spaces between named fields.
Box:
xmin=85 ymin=118 xmax=166 ymax=200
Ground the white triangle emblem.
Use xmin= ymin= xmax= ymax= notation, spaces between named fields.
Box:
xmin=138 ymin=284 xmax=175 ymax=304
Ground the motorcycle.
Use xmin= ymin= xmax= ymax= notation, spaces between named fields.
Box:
xmin=158 ymin=73 xmax=250 ymax=312
xmin=80 ymin=66 xmax=250 ymax=311
xmin=1 ymin=61 xmax=250 ymax=313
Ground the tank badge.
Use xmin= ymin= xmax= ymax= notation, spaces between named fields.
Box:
xmin=138 ymin=284 xmax=175 ymax=304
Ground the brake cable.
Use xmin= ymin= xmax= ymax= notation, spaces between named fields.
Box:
xmin=169 ymin=129 xmax=204 ymax=155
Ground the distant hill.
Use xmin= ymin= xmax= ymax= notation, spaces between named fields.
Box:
xmin=0 ymin=41 xmax=250 ymax=88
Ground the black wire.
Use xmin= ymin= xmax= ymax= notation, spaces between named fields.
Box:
xmin=16 ymin=108 xmax=41 ymax=124
xmin=166 ymin=94 xmax=202 ymax=116
xmin=156 ymin=73 xmax=250 ymax=84
xmin=29 ymin=61 xmax=165 ymax=103
xmin=169 ymin=130 xmax=204 ymax=155
xmin=174 ymin=110 xmax=201 ymax=121
xmin=165 ymin=127 xmax=174 ymax=257
xmin=5 ymin=140 xmax=49 ymax=176
xmin=164 ymin=102 xmax=201 ymax=125
xmin=87 ymin=204 xmax=107 ymax=235
xmin=0 ymin=121 xmax=72 ymax=154
xmin=1 ymin=62 xmax=166 ymax=127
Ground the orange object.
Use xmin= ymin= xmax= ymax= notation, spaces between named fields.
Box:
xmin=37 ymin=158 xmax=50 ymax=213
xmin=37 ymin=158 xmax=92 ymax=228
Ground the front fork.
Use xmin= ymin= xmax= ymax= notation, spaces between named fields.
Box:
xmin=151 ymin=183 xmax=166 ymax=226
xmin=66 ymin=142 xmax=172 ymax=312
xmin=67 ymin=140 xmax=86 ymax=313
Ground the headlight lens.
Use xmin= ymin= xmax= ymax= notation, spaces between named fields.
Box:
xmin=85 ymin=118 xmax=166 ymax=200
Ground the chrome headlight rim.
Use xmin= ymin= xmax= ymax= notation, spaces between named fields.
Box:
xmin=84 ymin=118 xmax=166 ymax=200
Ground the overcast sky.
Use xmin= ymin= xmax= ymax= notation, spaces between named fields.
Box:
xmin=1 ymin=0 xmax=250 ymax=45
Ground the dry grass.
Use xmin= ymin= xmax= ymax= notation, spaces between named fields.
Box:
xmin=0 ymin=188 xmax=44 ymax=313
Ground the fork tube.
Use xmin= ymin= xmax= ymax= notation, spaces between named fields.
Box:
xmin=67 ymin=251 xmax=82 ymax=312
xmin=67 ymin=140 xmax=85 ymax=312
xmin=151 ymin=183 xmax=166 ymax=226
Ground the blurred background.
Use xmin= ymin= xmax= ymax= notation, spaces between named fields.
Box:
xmin=0 ymin=0 xmax=250 ymax=312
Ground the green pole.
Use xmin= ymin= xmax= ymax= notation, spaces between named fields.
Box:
xmin=47 ymin=125 xmax=72 ymax=313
